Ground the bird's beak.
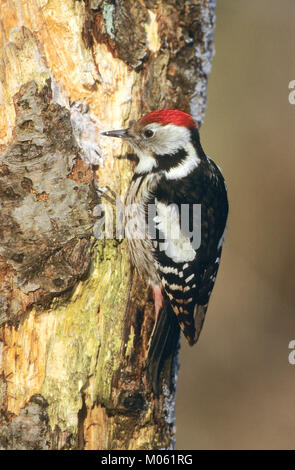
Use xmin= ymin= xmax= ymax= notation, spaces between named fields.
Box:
xmin=101 ymin=129 xmax=129 ymax=139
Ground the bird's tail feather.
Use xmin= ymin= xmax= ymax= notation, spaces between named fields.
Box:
xmin=146 ymin=300 xmax=180 ymax=395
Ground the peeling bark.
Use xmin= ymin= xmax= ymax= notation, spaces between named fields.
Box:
xmin=0 ymin=80 xmax=98 ymax=325
xmin=0 ymin=0 xmax=215 ymax=450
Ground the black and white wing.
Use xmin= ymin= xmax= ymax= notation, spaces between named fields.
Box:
xmin=151 ymin=159 xmax=228 ymax=345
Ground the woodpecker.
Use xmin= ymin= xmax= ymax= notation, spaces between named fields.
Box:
xmin=102 ymin=109 xmax=228 ymax=391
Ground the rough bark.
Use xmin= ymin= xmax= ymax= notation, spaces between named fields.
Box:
xmin=0 ymin=0 xmax=215 ymax=450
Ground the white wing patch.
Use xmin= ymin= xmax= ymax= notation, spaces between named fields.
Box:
xmin=154 ymin=200 xmax=196 ymax=263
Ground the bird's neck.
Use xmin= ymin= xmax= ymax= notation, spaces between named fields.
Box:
xmin=134 ymin=151 xmax=157 ymax=175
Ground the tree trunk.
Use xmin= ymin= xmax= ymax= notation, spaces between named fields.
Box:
xmin=0 ymin=0 xmax=215 ymax=450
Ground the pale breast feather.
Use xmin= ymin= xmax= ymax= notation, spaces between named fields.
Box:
xmin=124 ymin=173 xmax=161 ymax=285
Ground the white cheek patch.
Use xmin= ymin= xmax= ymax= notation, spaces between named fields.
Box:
xmin=154 ymin=201 xmax=196 ymax=263
xmin=135 ymin=151 xmax=158 ymax=174
xmin=150 ymin=124 xmax=191 ymax=155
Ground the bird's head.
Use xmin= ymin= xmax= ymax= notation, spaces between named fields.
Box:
xmin=102 ymin=109 xmax=202 ymax=176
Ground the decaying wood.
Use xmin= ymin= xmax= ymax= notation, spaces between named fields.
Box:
xmin=0 ymin=0 xmax=215 ymax=450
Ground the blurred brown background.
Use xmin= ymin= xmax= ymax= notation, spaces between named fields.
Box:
xmin=176 ymin=0 xmax=295 ymax=450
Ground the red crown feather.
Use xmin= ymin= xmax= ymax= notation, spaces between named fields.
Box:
xmin=139 ymin=109 xmax=197 ymax=129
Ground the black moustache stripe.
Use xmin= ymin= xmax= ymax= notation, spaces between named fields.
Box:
xmin=152 ymin=148 xmax=188 ymax=172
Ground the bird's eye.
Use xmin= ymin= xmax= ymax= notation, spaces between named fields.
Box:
xmin=144 ymin=129 xmax=154 ymax=138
